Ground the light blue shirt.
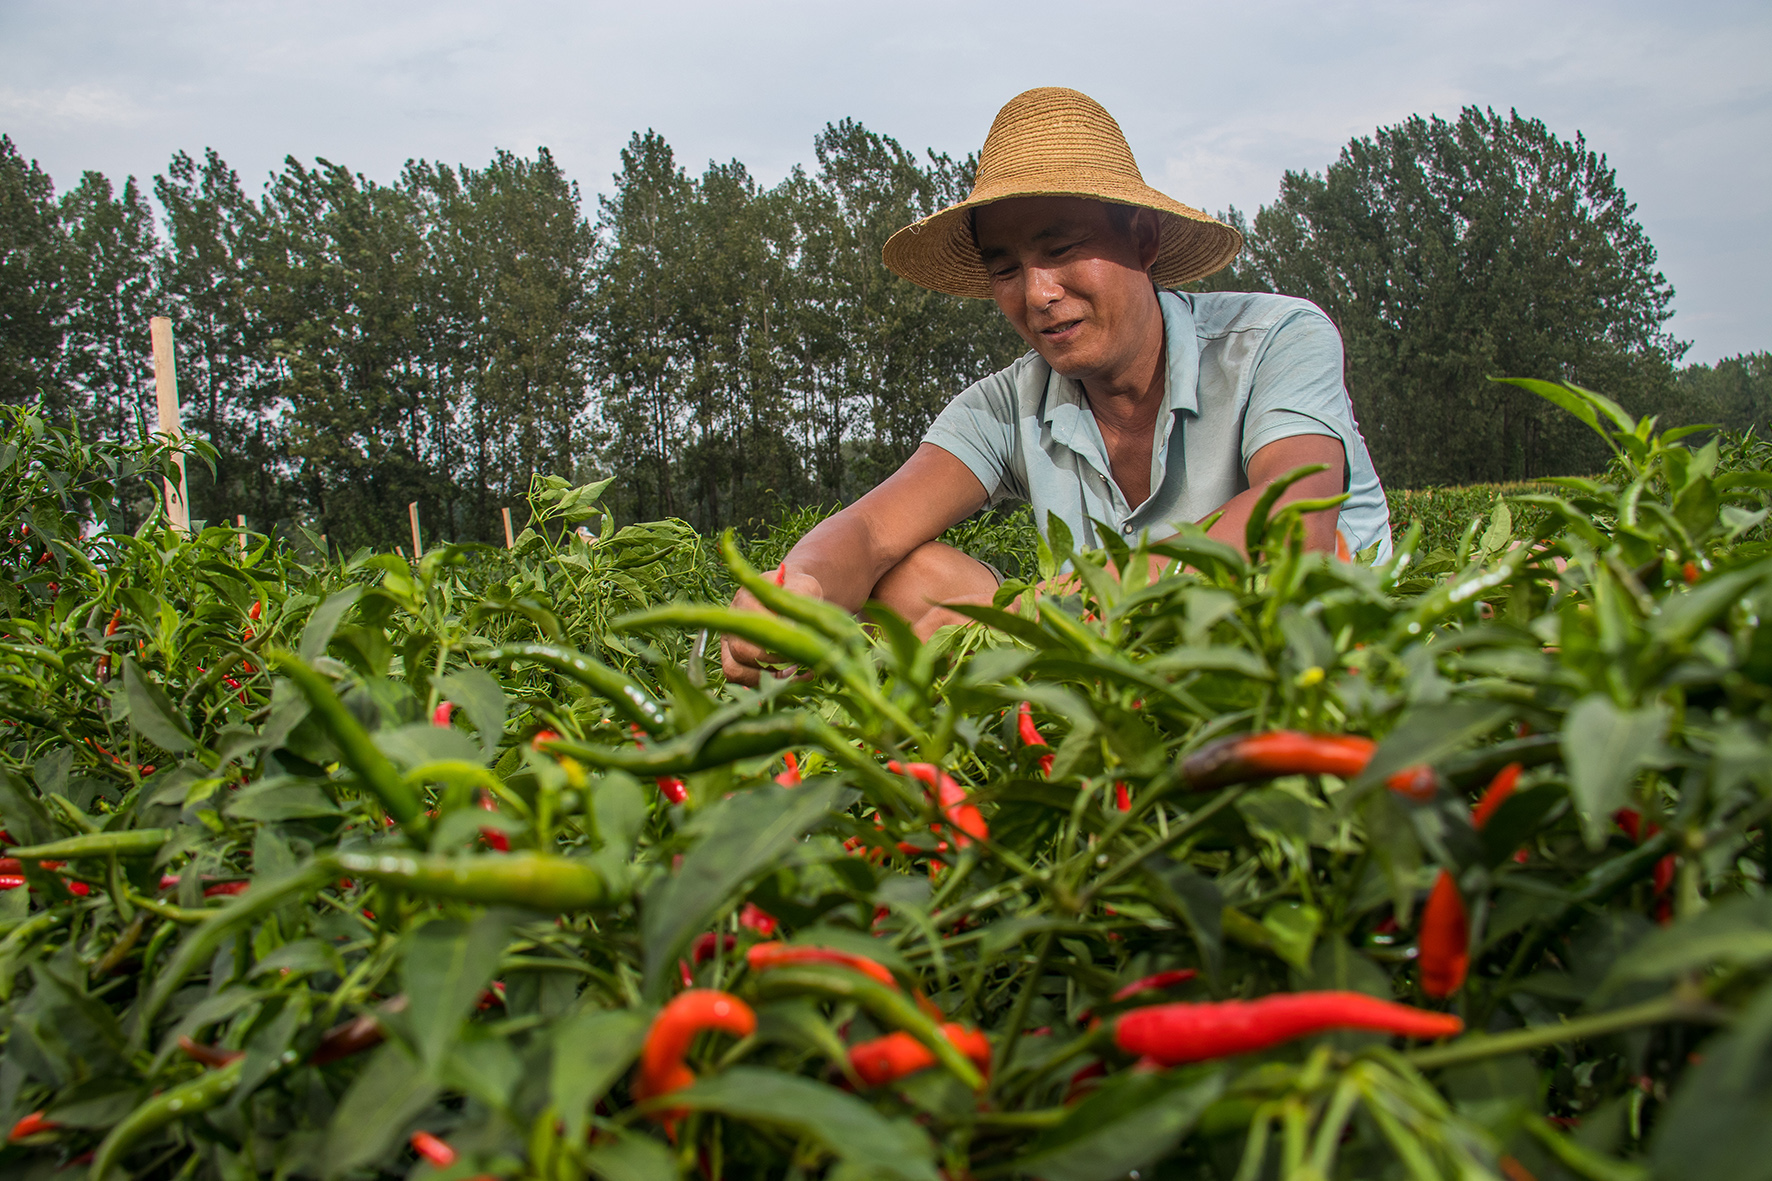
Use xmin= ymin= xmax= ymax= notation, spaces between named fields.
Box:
xmin=922 ymin=290 xmax=1392 ymax=558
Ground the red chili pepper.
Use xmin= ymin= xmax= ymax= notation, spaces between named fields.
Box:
xmin=249 ymin=600 xmax=262 ymax=622
xmin=1113 ymin=991 xmax=1462 ymax=1065
xmin=849 ymin=1022 xmax=991 ymax=1087
xmin=1471 ymin=762 xmax=1523 ymax=830
xmin=1682 ymin=561 xmax=1700 ymax=585
xmin=310 ymin=1012 xmax=386 ymax=1066
xmin=530 ymin=729 xmax=559 ymax=750
xmin=636 ymin=990 xmax=756 ymax=1118
xmin=1111 ymin=968 xmax=1199 ymax=1004
xmin=886 ymin=760 xmax=987 ymax=847
xmin=1114 ymin=781 xmax=1131 ymax=812
xmin=745 ymin=941 xmax=899 ymax=988
xmin=691 ymin=932 xmax=737 ymax=964
xmin=1385 ymin=764 xmax=1439 ymax=802
xmin=1063 ymin=1060 xmax=1107 ymax=1104
xmin=1418 ymin=870 xmax=1470 ymax=998
xmin=765 ymin=938 xmax=901 ymax=983
xmin=775 ymin=750 xmax=802 ymax=787
xmin=1182 ymin=731 xmax=1376 ymax=789
xmin=410 ymin=1130 xmax=456 ymax=1167
xmin=1017 ymin=702 xmax=1055 ymax=777
xmin=476 ymin=790 xmax=511 ymax=852
xmin=1499 ymin=1155 xmax=1540 ymax=1181
xmin=738 ymin=903 xmax=777 ymax=936
xmin=432 ymin=701 xmax=454 ymax=727
xmin=774 ymin=562 xmax=788 ymax=587
xmin=0 ymin=875 xmax=25 ymax=890
xmin=656 ymin=775 xmax=688 ymax=804
xmin=8 ymin=1111 xmax=57 ymax=1140
xmin=178 ymin=1034 xmax=244 ymax=1068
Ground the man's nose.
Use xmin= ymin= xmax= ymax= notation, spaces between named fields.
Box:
xmin=1021 ymin=264 xmax=1063 ymax=310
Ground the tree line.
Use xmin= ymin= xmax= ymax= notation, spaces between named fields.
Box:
xmin=1 ymin=106 xmax=1765 ymax=548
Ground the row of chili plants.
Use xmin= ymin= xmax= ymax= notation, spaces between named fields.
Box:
xmin=0 ymin=380 xmax=1768 ymax=1180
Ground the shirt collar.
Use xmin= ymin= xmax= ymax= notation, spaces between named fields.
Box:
xmin=1038 ymin=288 xmax=1202 ymax=426
xmin=1158 ymin=289 xmax=1201 ymax=419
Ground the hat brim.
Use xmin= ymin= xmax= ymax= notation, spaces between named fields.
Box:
xmin=882 ymin=183 xmax=1243 ymax=299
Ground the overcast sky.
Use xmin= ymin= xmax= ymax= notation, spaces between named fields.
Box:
xmin=3 ymin=0 xmax=1766 ymax=363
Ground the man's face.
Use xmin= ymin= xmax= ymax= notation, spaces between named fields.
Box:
xmin=973 ymin=196 xmax=1161 ymax=385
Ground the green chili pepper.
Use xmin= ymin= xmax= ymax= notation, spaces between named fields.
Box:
xmin=270 ymin=651 xmax=426 ymax=838
xmin=487 ymin=642 xmax=669 ymax=736
xmin=335 ymin=850 xmax=610 ymax=911
xmin=543 ymin=713 xmax=832 ymax=777
xmin=718 ymin=530 xmax=866 ymax=645
xmin=614 ymin=605 xmax=832 ymax=671
xmin=5 ymin=829 xmax=170 ymax=860
xmin=88 ymin=1057 xmax=253 ymax=1180
xmin=751 ymin=963 xmax=985 ymax=1091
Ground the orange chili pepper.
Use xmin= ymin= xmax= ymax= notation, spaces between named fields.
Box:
xmin=886 ymin=760 xmax=987 ymax=847
xmin=848 ymin=1022 xmax=991 ymax=1087
xmin=410 ymin=1130 xmax=455 ymax=1167
xmin=635 ymin=990 xmax=756 ymax=1121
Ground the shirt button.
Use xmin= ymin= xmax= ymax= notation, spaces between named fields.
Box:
xmin=1122 ymin=523 xmax=1135 ymax=534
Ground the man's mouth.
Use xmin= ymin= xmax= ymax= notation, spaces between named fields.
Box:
xmin=1039 ymin=320 xmax=1082 ymax=340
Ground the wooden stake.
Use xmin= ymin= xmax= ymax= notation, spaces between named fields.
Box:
xmin=502 ymin=507 xmax=515 ymax=549
xmin=149 ymin=317 xmax=190 ymax=534
xmin=408 ymin=501 xmax=422 ymax=558
xmin=236 ymin=513 xmax=247 ymax=553
xmin=395 ymin=545 xmax=405 ymax=559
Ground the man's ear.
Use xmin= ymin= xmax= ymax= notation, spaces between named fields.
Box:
xmin=1131 ymin=208 xmax=1162 ymax=273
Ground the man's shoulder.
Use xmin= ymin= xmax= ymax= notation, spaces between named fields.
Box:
xmin=966 ymin=347 xmax=1048 ymax=404
xmin=1177 ymin=290 xmax=1336 ymax=340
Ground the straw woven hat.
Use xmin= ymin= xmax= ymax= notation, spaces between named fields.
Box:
xmin=882 ymin=87 xmax=1242 ymax=299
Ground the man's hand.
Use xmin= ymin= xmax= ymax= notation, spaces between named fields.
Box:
xmin=720 ymin=569 xmax=825 ymax=688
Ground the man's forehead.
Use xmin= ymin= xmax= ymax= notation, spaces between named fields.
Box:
xmin=974 ymin=197 xmax=1111 ymax=250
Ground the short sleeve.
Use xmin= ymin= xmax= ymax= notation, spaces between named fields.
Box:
xmin=1240 ymin=310 xmax=1360 ymax=485
xmin=922 ymin=373 xmax=1021 ymax=504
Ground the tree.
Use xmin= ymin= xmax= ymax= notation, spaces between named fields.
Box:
xmin=1666 ymin=352 xmax=1772 ymax=438
xmin=0 ymin=136 xmax=69 ymax=410
xmin=1232 ymin=107 xmax=1685 ymax=486
xmin=61 ymin=172 xmax=160 ymax=443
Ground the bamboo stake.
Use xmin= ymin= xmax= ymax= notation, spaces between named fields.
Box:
xmin=408 ymin=501 xmax=421 ymax=558
xmin=236 ymin=514 xmax=247 ymax=554
xmin=149 ymin=317 xmax=190 ymax=535
xmin=502 ymin=507 xmax=515 ymax=549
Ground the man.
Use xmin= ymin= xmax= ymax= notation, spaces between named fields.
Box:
xmin=724 ymin=87 xmax=1389 ymax=686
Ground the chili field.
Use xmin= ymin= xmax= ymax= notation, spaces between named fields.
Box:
xmin=0 ymin=381 xmax=1770 ymax=1181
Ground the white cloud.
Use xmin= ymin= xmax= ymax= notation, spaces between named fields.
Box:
xmin=1 ymin=0 xmax=1766 ymax=360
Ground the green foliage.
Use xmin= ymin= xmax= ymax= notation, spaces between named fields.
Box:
xmin=0 ymin=383 xmax=1768 ymax=1179
xmin=1205 ymin=107 xmax=1689 ymax=487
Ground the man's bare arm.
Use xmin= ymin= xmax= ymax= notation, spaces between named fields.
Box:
xmin=1130 ymin=435 xmax=1347 ymax=584
xmin=1200 ymin=434 xmax=1348 ymax=554
xmin=721 ymin=444 xmax=988 ymax=684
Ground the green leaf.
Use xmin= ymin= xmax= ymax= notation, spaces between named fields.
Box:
xmin=581 ymin=1128 xmax=678 ymax=1181
xmin=122 ymin=657 xmax=194 ymax=753
xmin=1261 ymin=900 xmax=1322 ymax=971
xmin=664 ymin=1066 xmax=938 ymax=1181
xmin=1014 ymin=1066 xmax=1225 ymax=1181
xmin=400 ymin=910 xmax=514 ymax=1068
xmin=1650 ymin=983 xmax=1772 ymax=1181
xmin=321 ymin=1042 xmax=440 ymax=1177
xmin=551 ymin=1008 xmax=650 ymax=1144
xmin=299 ymin=586 xmax=361 ymax=662
xmin=1563 ymin=695 xmax=1668 ymax=848
xmin=640 ymin=781 xmax=845 ymax=999
xmin=1608 ymin=895 xmax=1772 ymax=985
xmin=1356 ymin=699 xmax=1514 ymax=794
xmin=440 ymin=668 xmax=508 ymax=757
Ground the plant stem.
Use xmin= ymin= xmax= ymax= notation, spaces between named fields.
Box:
xmin=989 ymin=930 xmax=1055 ymax=1093
xmin=1077 ymin=786 xmax=1245 ymax=907
xmin=1405 ymin=992 xmax=1728 ymax=1072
